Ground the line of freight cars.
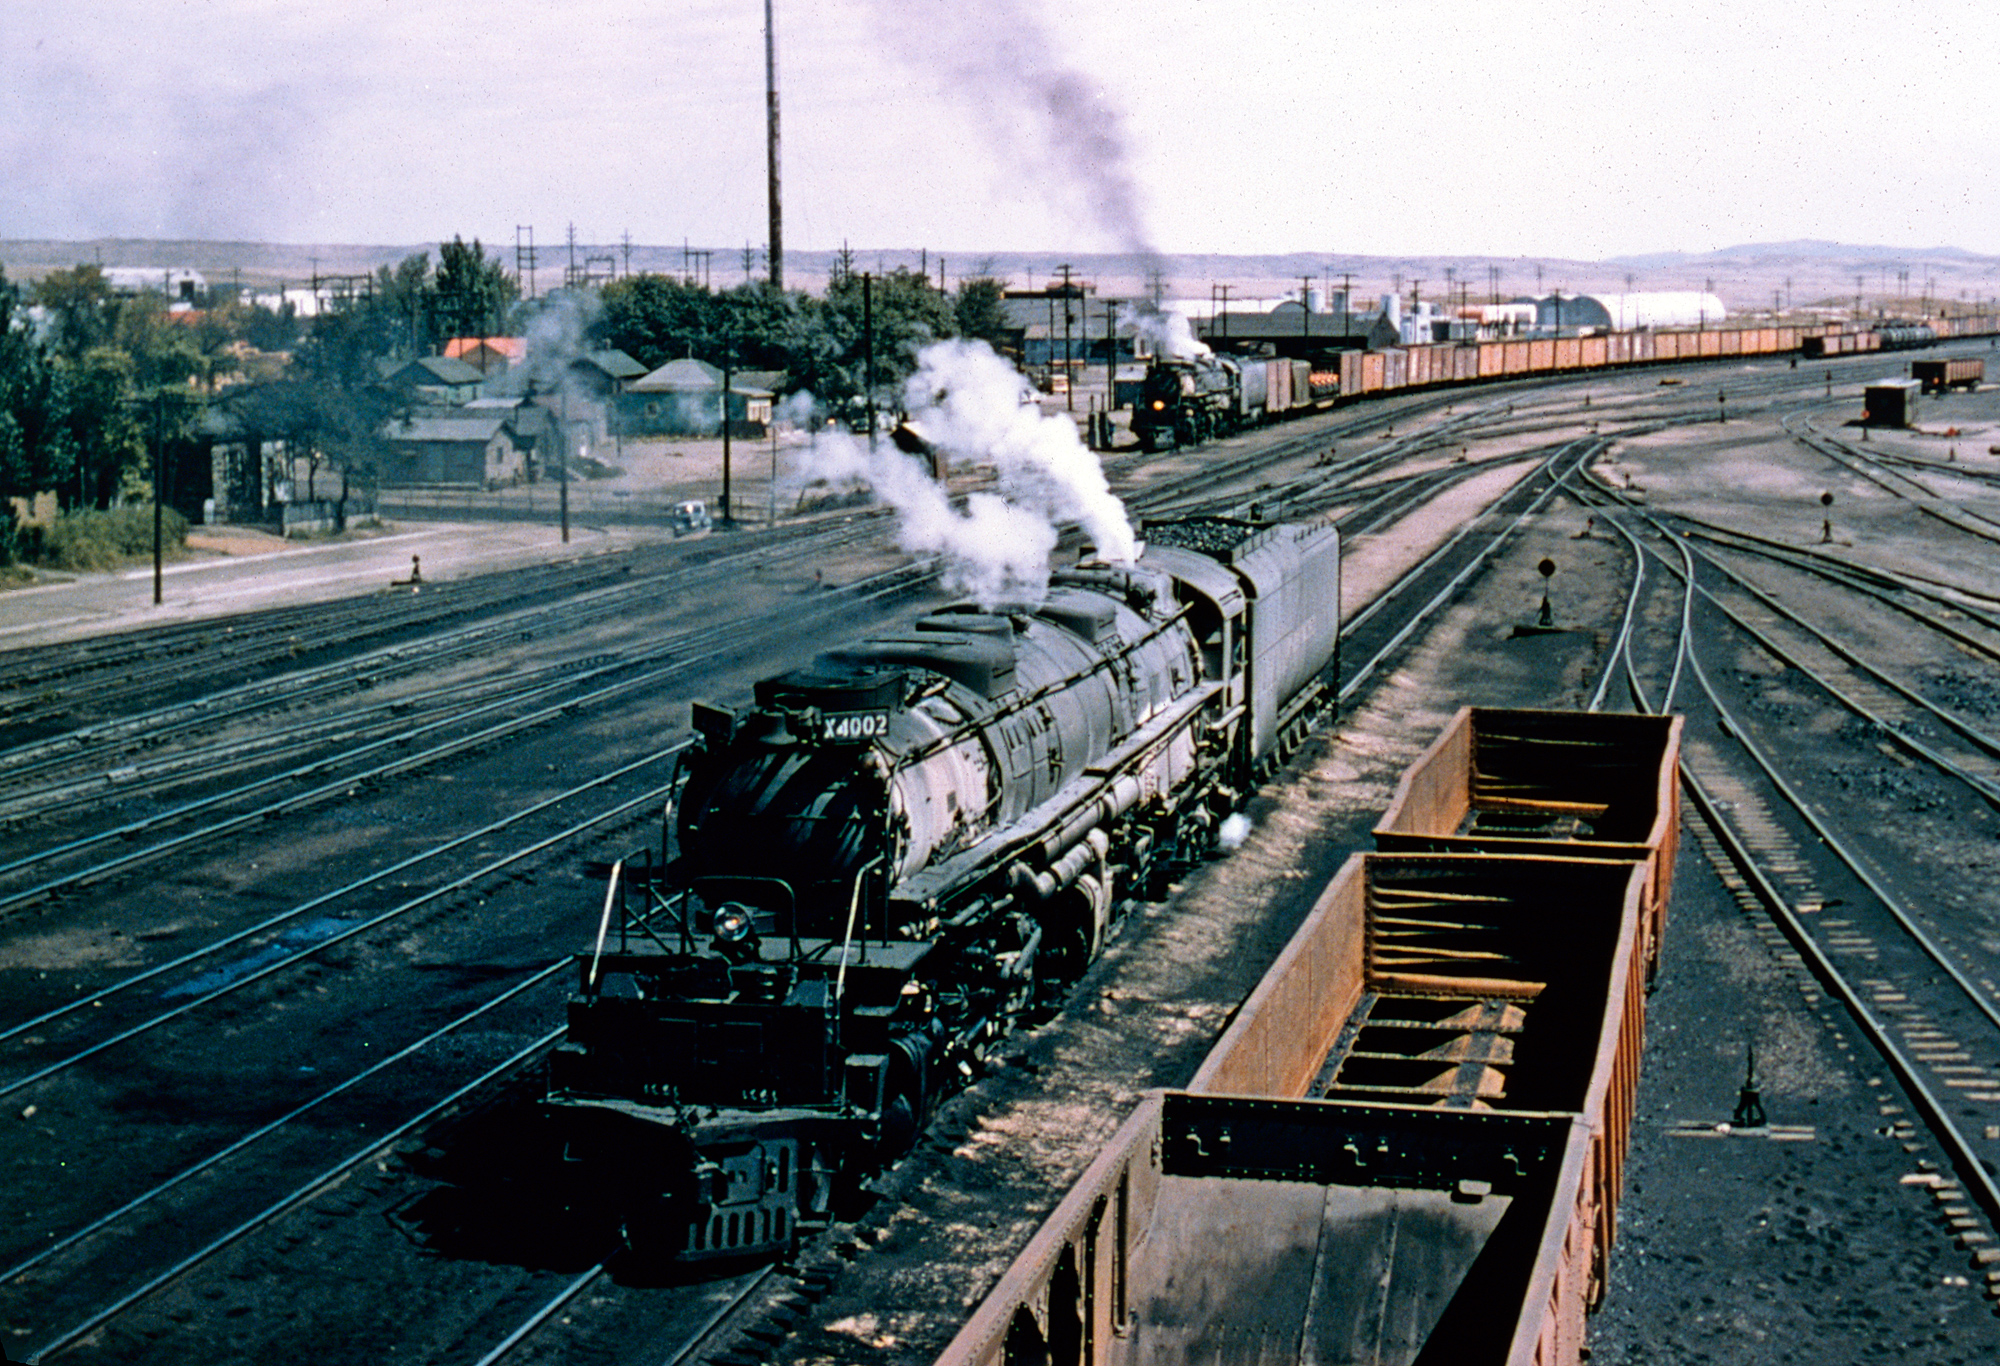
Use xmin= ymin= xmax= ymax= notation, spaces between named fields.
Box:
xmin=1132 ymin=312 xmax=2000 ymax=451
xmin=939 ymin=705 xmax=1685 ymax=1366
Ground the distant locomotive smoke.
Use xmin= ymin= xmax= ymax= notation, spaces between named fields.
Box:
xmin=798 ymin=339 xmax=1135 ymax=609
xmin=1131 ymin=306 xmax=1210 ymax=360
xmin=520 ymin=289 xmax=599 ymax=396
xmin=867 ymin=0 xmax=1159 ymax=266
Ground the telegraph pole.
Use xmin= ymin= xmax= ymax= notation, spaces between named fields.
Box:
xmin=151 ymin=392 xmax=165 ymax=605
xmin=862 ymin=273 xmax=876 ymax=449
xmin=1104 ymin=299 xmax=1117 ymax=408
xmin=721 ymin=351 xmax=734 ymax=524
xmin=1056 ymin=263 xmax=1076 ymax=411
xmin=765 ymin=0 xmax=783 ymax=290
xmin=559 ymin=388 xmax=570 ymax=544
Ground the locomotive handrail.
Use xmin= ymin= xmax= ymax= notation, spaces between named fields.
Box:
xmin=584 ymin=858 xmax=624 ymax=994
xmin=833 ymin=855 xmax=887 ymax=1021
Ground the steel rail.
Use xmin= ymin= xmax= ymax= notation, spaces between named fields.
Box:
xmin=0 ymin=557 xmax=633 ymax=718
xmin=1602 ymin=510 xmax=2000 ymax=1240
xmin=0 ymin=560 xmax=940 ymax=1094
xmin=658 ymin=1268 xmax=783 ymax=1366
xmin=0 ymin=650 xmax=626 ymax=819
xmin=468 ymin=1263 xmax=611 ymax=1366
xmin=1676 ymin=537 xmax=2000 ymax=772
xmin=1610 ymin=521 xmax=2000 ymax=1038
xmin=1 ymin=960 xmax=569 ymax=1285
xmin=0 ymin=513 xmax=878 ymax=779
xmin=1675 ymin=644 xmax=2000 ymax=1229
xmin=0 ymin=740 xmax=680 ymax=1044
xmin=22 ymin=1028 xmax=567 ymax=1364
xmin=0 ymin=777 xmax=670 ymax=1101
xmin=1338 ymin=436 xmax=1601 ymax=703
xmin=0 ymin=557 xmax=934 ymax=915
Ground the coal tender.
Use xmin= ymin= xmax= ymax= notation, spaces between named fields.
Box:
xmin=545 ymin=517 xmax=1340 ymax=1261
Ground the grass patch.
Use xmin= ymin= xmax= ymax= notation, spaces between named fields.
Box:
xmin=9 ymin=505 xmax=190 ymax=572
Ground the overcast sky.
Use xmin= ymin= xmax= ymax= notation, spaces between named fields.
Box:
xmin=6 ymin=0 xmax=1997 ymax=261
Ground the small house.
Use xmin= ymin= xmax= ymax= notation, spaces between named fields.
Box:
xmin=624 ymin=358 xmax=774 ymax=437
xmin=386 ymin=355 xmax=484 ymax=405
xmin=379 ymin=411 xmax=533 ymax=486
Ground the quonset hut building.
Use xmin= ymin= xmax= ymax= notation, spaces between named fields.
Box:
xmin=1535 ymin=291 xmax=1728 ymax=331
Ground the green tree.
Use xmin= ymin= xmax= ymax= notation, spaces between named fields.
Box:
xmin=0 ymin=268 xmax=72 ymax=508
xmin=35 ymin=264 xmax=116 ymax=361
xmin=54 ymin=347 xmax=146 ymax=509
xmin=431 ymin=236 xmax=517 ymax=342
xmin=594 ymin=275 xmax=805 ymax=376
xmin=953 ymin=277 xmax=1012 ymax=353
xmin=111 ymin=292 xmax=205 ymax=391
xmin=806 ymin=267 xmax=958 ymax=413
xmin=595 ymin=274 xmax=722 ymax=369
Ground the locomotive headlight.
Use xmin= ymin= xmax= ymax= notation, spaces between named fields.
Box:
xmin=1151 ymin=399 xmax=1165 ymax=411
xmin=712 ymin=904 xmax=760 ymax=961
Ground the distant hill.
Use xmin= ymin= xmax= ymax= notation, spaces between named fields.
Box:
xmin=6 ymin=237 xmax=1995 ymax=316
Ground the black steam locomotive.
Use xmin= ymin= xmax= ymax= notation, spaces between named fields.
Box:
xmin=1131 ymin=354 xmax=1339 ymax=452
xmin=545 ymin=516 xmax=1341 ymax=1261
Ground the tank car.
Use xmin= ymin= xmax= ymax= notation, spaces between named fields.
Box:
xmin=544 ymin=516 xmax=1341 ymax=1262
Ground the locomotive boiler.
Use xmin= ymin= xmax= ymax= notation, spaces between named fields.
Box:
xmin=545 ymin=516 xmax=1341 ymax=1261
xmin=1132 ymin=355 xmax=1244 ymax=451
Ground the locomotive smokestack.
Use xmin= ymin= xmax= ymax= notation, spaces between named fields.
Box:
xmin=765 ymin=0 xmax=782 ymax=291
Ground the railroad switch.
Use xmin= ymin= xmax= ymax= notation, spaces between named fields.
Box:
xmin=1732 ymin=1044 xmax=1767 ymax=1129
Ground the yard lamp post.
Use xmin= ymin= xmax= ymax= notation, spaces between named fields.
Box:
xmin=721 ymin=350 xmax=734 ymax=526
xmin=559 ymin=387 xmax=570 ymax=544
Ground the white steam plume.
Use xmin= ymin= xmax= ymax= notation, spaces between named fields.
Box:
xmin=519 ymin=289 xmax=601 ymax=398
xmin=1131 ymin=307 xmax=1209 ymax=360
xmin=794 ymin=339 xmax=1135 ymax=609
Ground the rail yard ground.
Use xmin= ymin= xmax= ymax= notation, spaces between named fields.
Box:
xmin=8 ymin=349 xmax=2000 ymax=1363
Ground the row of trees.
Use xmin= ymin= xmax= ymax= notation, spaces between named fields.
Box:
xmin=1 ymin=266 xmax=150 ymax=514
xmin=0 ymin=237 xmax=521 ymax=519
xmin=593 ymin=269 xmax=1013 ymax=408
xmin=291 ymin=237 xmax=518 ymax=390
xmin=2 ymin=237 xmax=1017 ymax=527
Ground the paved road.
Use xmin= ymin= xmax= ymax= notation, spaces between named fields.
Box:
xmin=0 ymin=520 xmax=660 ymax=649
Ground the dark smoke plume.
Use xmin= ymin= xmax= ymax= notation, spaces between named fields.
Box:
xmin=867 ymin=1 xmax=1161 ymax=268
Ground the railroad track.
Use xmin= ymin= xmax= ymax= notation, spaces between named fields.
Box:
xmin=1573 ymin=469 xmax=2000 ymax=1308
xmin=2 ymin=358 xmax=1901 ymax=1362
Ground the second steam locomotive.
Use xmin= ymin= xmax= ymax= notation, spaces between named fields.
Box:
xmin=545 ymin=516 xmax=1341 ymax=1260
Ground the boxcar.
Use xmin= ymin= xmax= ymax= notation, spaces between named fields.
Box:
xmin=1360 ymin=350 xmax=1387 ymax=395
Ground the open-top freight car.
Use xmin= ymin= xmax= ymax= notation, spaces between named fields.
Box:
xmin=1131 ymin=310 xmax=1997 ymax=452
xmin=1911 ymin=356 xmax=1985 ymax=394
xmin=1372 ymin=706 xmax=1683 ymax=978
xmin=937 ymin=850 xmax=1650 ymax=1366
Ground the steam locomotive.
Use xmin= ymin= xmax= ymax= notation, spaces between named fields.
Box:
xmin=545 ymin=516 xmax=1341 ymax=1261
xmin=1131 ymin=354 xmax=1340 ymax=451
